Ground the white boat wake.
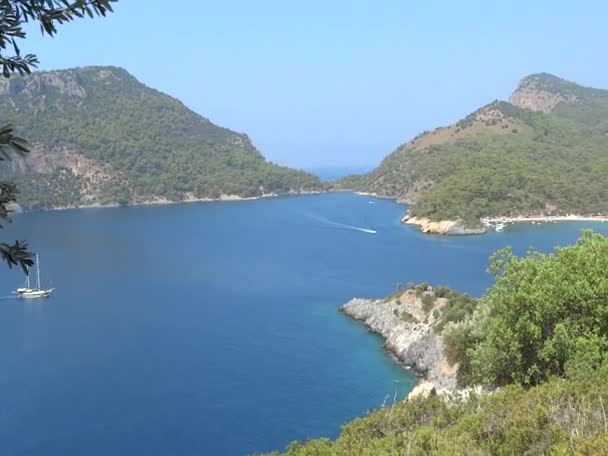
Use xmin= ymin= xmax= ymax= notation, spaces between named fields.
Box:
xmin=306 ymin=214 xmax=377 ymax=234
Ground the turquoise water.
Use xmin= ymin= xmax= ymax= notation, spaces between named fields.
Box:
xmin=0 ymin=192 xmax=607 ymax=455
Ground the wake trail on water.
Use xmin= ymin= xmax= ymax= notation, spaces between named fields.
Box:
xmin=305 ymin=213 xmax=377 ymax=234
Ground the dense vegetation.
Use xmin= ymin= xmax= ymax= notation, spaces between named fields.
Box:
xmin=265 ymin=369 xmax=608 ymax=456
xmin=338 ymin=74 xmax=608 ymax=226
xmin=446 ymin=230 xmax=608 ymax=387
xmin=388 ymin=282 xmax=477 ymax=332
xmin=266 ymin=231 xmax=608 ymax=455
xmin=0 ymin=66 xmax=323 ymax=209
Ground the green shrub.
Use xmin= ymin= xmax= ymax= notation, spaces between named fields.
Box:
xmin=432 ymin=293 xmax=477 ymax=333
xmin=267 ymin=366 xmax=608 ymax=455
xmin=466 ymin=231 xmax=608 ymax=387
xmin=416 ymin=282 xmax=430 ymax=292
xmin=421 ymin=294 xmax=435 ymax=313
xmin=400 ymin=311 xmax=418 ymax=324
xmin=434 ymin=286 xmax=454 ymax=299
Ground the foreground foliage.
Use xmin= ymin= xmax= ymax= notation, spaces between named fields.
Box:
xmin=266 ymin=231 xmax=608 ymax=455
xmin=265 ymin=368 xmax=608 ymax=455
xmin=448 ymin=230 xmax=608 ymax=387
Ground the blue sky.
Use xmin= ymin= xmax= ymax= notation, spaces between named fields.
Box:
xmin=23 ymin=0 xmax=608 ymax=168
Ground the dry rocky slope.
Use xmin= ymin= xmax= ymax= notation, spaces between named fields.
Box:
xmin=338 ymin=73 xmax=608 ymax=234
xmin=341 ymin=286 xmax=470 ymax=398
xmin=400 ymin=214 xmax=486 ymax=236
xmin=0 ymin=66 xmax=323 ymax=209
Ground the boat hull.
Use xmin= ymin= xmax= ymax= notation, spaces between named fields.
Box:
xmin=20 ymin=289 xmax=54 ymax=299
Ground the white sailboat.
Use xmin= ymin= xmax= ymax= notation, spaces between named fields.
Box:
xmin=17 ymin=254 xmax=54 ymax=299
xmin=16 ymin=274 xmax=34 ymax=295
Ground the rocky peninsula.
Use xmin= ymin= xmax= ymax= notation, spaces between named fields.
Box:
xmin=401 ymin=212 xmax=608 ymax=236
xmin=401 ymin=213 xmax=487 ymax=236
xmin=340 ymin=286 xmax=468 ymax=398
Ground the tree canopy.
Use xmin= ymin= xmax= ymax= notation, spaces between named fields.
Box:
xmin=447 ymin=230 xmax=608 ymax=387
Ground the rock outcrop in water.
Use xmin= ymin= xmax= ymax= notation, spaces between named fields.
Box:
xmin=401 ymin=214 xmax=487 ymax=236
xmin=341 ymin=288 xmax=462 ymax=398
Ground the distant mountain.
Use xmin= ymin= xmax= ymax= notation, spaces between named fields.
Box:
xmin=510 ymin=72 xmax=608 ymax=128
xmin=0 ymin=66 xmax=323 ymax=209
xmin=338 ymin=73 xmax=608 ymax=226
xmin=306 ymin=165 xmax=374 ymax=181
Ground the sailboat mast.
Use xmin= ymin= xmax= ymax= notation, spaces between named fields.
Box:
xmin=36 ymin=254 xmax=41 ymax=289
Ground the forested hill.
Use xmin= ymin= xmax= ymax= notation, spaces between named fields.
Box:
xmin=338 ymin=73 xmax=608 ymax=225
xmin=0 ymin=66 xmax=322 ymax=209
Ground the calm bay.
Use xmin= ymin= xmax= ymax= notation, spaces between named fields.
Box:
xmin=0 ymin=192 xmax=607 ymax=455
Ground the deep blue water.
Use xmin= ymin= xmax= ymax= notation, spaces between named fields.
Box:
xmin=0 ymin=193 xmax=607 ymax=456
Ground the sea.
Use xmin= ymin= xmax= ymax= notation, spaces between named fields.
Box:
xmin=0 ymin=192 xmax=607 ymax=455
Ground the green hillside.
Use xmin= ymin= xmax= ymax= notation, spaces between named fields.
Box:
xmin=338 ymin=74 xmax=608 ymax=226
xmin=0 ymin=66 xmax=323 ymax=209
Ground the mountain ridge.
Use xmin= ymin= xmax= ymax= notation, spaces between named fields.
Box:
xmin=337 ymin=72 xmax=608 ymax=231
xmin=0 ymin=66 xmax=323 ymax=209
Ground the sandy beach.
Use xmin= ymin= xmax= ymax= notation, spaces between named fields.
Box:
xmin=482 ymin=214 xmax=608 ymax=225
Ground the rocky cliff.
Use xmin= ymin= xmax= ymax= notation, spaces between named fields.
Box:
xmin=341 ymin=289 xmax=461 ymax=398
xmin=509 ymin=73 xmax=580 ymax=113
xmin=400 ymin=214 xmax=486 ymax=235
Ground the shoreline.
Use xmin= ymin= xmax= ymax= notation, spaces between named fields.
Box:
xmin=401 ymin=214 xmax=487 ymax=235
xmin=353 ymin=191 xmax=402 ymax=202
xmin=29 ymin=190 xmax=325 ymax=212
xmin=340 ymin=296 xmax=459 ymax=399
xmin=482 ymin=214 xmax=608 ymax=225
xmin=401 ymin=211 xmax=608 ymax=236
xmin=353 ymin=190 xmax=608 ymax=234
xmin=21 ymin=190 xmax=608 ymax=231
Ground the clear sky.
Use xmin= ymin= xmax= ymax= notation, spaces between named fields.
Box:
xmin=22 ymin=0 xmax=608 ymax=168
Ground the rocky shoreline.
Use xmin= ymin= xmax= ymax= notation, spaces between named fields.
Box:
xmin=401 ymin=214 xmax=487 ymax=236
xmin=340 ymin=294 xmax=459 ymax=398
xmin=20 ymin=190 xmax=325 ymax=212
xmin=400 ymin=213 xmax=608 ymax=236
xmin=352 ymin=193 xmax=488 ymax=236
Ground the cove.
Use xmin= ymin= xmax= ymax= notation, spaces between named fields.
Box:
xmin=0 ymin=193 xmax=607 ymax=455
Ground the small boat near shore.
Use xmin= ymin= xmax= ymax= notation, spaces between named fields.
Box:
xmin=15 ymin=254 xmax=54 ymax=299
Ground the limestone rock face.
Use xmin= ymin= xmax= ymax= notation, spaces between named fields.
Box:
xmin=509 ymin=73 xmax=579 ymax=113
xmin=401 ymin=214 xmax=486 ymax=236
xmin=510 ymin=88 xmax=565 ymax=113
xmin=0 ymin=71 xmax=87 ymax=99
xmin=341 ymin=297 xmax=458 ymax=396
